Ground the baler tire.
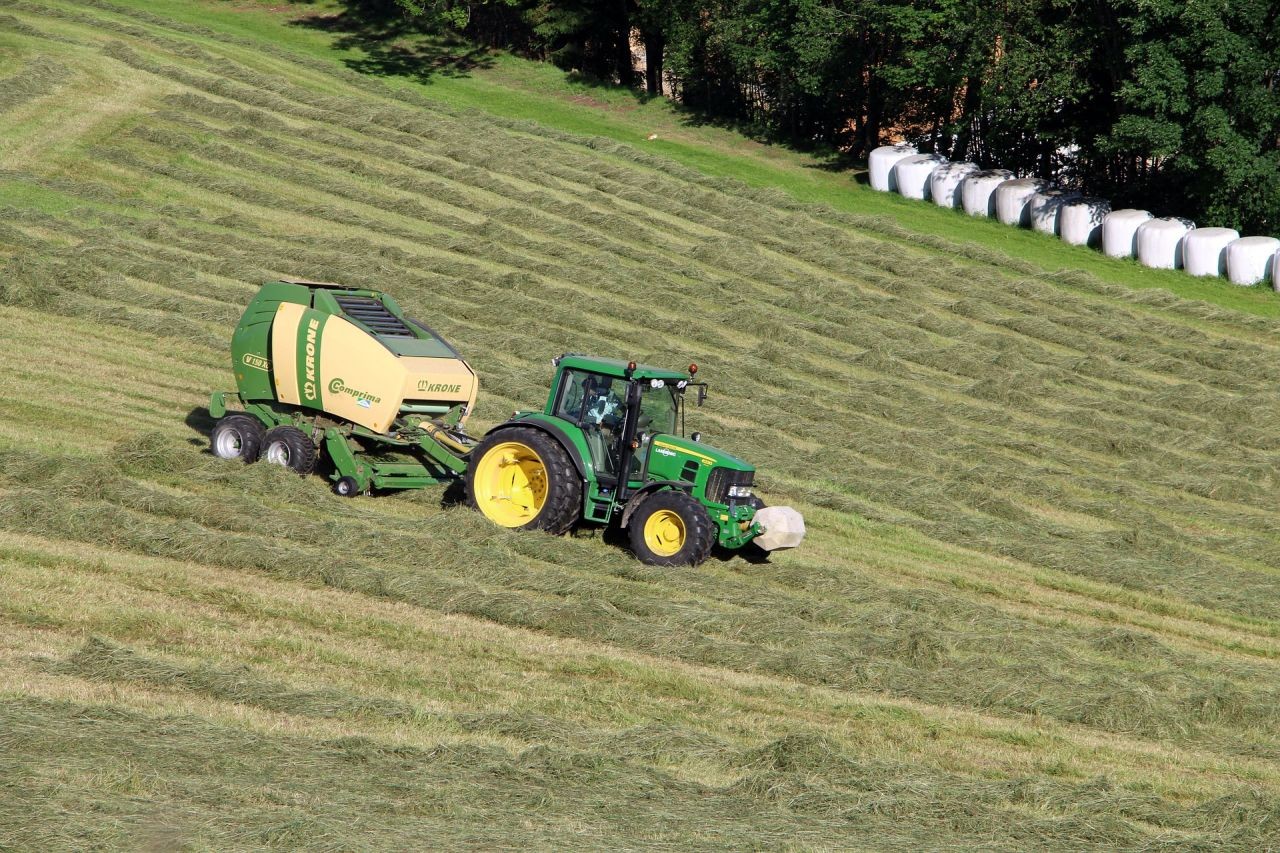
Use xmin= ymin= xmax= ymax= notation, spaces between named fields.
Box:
xmin=262 ymin=426 xmax=317 ymax=476
xmin=210 ymin=414 xmax=265 ymax=463
xmin=466 ymin=427 xmax=581 ymax=535
xmin=628 ymin=490 xmax=715 ymax=568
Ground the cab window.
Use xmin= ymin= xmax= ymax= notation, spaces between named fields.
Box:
xmin=637 ymin=383 xmax=678 ymax=435
xmin=554 ymin=369 xmax=626 ymax=477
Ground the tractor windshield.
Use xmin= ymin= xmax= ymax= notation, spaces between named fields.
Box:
xmin=638 ymin=382 xmax=679 ymax=435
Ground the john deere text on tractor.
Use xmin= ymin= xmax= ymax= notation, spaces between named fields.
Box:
xmin=208 ymin=280 xmax=804 ymax=566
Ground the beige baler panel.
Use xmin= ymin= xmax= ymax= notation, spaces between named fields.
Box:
xmin=270 ymin=302 xmax=477 ymax=433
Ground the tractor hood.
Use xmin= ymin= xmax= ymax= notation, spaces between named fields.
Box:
xmin=647 ymin=433 xmax=752 ymax=484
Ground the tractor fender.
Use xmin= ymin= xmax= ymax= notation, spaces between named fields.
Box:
xmin=485 ymin=419 xmax=589 ymax=482
xmin=620 ymin=481 xmax=694 ymax=528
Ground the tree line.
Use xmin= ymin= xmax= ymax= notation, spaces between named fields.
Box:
xmin=385 ymin=0 xmax=1278 ymax=235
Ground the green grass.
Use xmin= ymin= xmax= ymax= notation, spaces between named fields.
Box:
xmin=108 ymin=0 xmax=1280 ymax=316
xmin=3 ymin=0 xmax=1280 ymax=848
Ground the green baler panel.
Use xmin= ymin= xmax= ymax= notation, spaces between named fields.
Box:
xmin=230 ymin=282 xmax=311 ymax=402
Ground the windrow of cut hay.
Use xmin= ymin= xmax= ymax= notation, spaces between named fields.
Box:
xmin=3 ymin=635 xmax=1255 ymax=850
xmin=3 ymin=440 xmax=1280 ymax=751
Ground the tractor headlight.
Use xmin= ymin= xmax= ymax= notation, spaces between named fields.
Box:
xmin=728 ymin=485 xmax=753 ymax=498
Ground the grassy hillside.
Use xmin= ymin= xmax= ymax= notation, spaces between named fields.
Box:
xmin=3 ymin=1 xmax=1280 ymax=848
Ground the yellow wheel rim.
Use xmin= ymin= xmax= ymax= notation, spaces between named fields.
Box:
xmin=473 ymin=441 xmax=549 ymax=527
xmin=643 ymin=509 xmax=686 ymax=557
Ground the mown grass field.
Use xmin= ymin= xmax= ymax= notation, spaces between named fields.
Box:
xmin=3 ymin=1 xmax=1280 ymax=848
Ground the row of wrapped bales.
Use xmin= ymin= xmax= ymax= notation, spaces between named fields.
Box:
xmin=871 ymin=144 xmax=1280 ymax=289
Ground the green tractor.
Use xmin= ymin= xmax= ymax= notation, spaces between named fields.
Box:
xmin=208 ymin=279 xmax=804 ymax=566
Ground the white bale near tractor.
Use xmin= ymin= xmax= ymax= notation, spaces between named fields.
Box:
xmin=869 ymin=144 xmax=918 ymax=192
xmin=752 ymin=506 xmax=806 ymax=552
xmin=1226 ymin=236 xmax=1280 ymax=285
xmin=994 ymin=178 xmax=1050 ymax=227
xmin=1060 ymin=198 xmax=1111 ymax=247
xmin=1135 ymin=217 xmax=1195 ymax=270
xmin=1029 ymin=189 xmax=1082 ymax=236
xmin=960 ymin=169 xmax=1015 ymax=217
xmin=1102 ymin=209 xmax=1153 ymax=258
xmin=930 ymin=161 xmax=980 ymax=208
xmin=893 ymin=153 xmax=948 ymax=201
xmin=1181 ymin=227 xmax=1240 ymax=277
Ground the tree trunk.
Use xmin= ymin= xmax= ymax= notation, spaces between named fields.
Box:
xmin=615 ymin=0 xmax=634 ymax=86
xmin=861 ymin=83 xmax=884 ymax=157
xmin=952 ymin=77 xmax=982 ymax=161
xmin=643 ymin=29 xmax=665 ymax=95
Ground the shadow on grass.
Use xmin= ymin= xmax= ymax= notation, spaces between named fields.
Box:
xmin=672 ymin=102 xmax=861 ymax=169
xmin=601 ymin=519 xmax=773 ymax=567
xmin=278 ymin=0 xmax=865 ymax=178
xmin=289 ymin=2 xmax=495 ymax=83
xmin=185 ymin=406 xmax=215 ymax=450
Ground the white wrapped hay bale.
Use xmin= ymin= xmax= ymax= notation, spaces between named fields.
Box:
xmin=995 ymin=178 xmax=1050 ymax=227
xmin=1136 ymin=217 xmax=1194 ymax=269
xmin=1060 ymin=198 xmax=1111 ymax=247
xmin=1102 ymin=209 xmax=1153 ymax=258
xmin=1029 ymin=189 xmax=1082 ymax=236
xmin=1181 ymin=227 xmax=1239 ymax=277
xmin=930 ymin=161 xmax=979 ymax=208
xmin=1226 ymin=236 xmax=1280 ymax=285
xmin=960 ymin=169 xmax=1015 ymax=217
xmin=892 ymin=153 xmax=948 ymax=201
xmin=752 ymin=506 xmax=806 ymax=552
xmin=868 ymin=144 xmax=917 ymax=192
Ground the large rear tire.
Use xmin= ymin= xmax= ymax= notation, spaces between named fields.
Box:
xmin=628 ymin=490 xmax=715 ymax=567
xmin=210 ymin=414 xmax=265 ymax=463
xmin=466 ymin=427 xmax=581 ymax=535
xmin=262 ymin=426 xmax=317 ymax=476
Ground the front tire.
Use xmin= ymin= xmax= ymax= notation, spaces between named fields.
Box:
xmin=210 ymin=414 xmax=265 ymax=463
xmin=628 ymin=490 xmax=715 ymax=567
xmin=262 ymin=426 xmax=316 ymax=476
xmin=465 ymin=427 xmax=580 ymax=534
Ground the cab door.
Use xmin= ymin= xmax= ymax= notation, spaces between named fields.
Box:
xmin=552 ymin=369 xmax=628 ymax=480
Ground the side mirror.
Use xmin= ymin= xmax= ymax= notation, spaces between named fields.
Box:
xmin=696 ymin=385 xmax=707 ymax=407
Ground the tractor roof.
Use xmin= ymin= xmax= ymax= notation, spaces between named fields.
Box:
xmin=557 ymin=354 xmax=692 ymax=381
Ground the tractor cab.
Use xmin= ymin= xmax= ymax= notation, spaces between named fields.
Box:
xmin=546 ymin=355 xmax=698 ymax=487
xmin=528 ymin=353 xmax=776 ymax=560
